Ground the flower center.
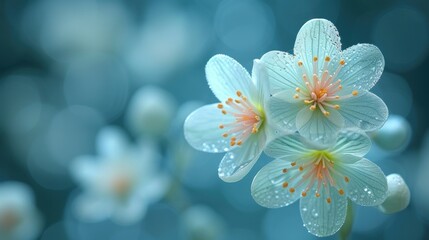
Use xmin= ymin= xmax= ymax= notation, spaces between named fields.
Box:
xmin=111 ymin=175 xmax=133 ymax=198
xmin=0 ymin=210 xmax=20 ymax=232
xmin=280 ymin=151 xmax=350 ymax=204
xmin=293 ymin=56 xmax=359 ymax=117
xmin=217 ymin=90 xmax=263 ymax=147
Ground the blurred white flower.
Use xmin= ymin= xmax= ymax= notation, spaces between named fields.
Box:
xmin=125 ymin=5 xmax=211 ymax=82
xmin=70 ymin=126 xmax=169 ymax=225
xmin=378 ymin=174 xmax=410 ymax=214
xmin=180 ymin=205 xmax=226 ymax=240
xmin=126 ymin=86 xmax=176 ymax=139
xmin=37 ymin=0 xmax=132 ymax=62
xmin=0 ymin=182 xmax=43 ymax=240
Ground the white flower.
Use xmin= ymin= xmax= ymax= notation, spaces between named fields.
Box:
xmin=70 ymin=126 xmax=169 ymax=224
xmin=252 ymin=130 xmax=387 ymax=237
xmin=184 ymin=54 xmax=271 ymax=182
xmin=0 ymin=182 xmax=42 ymax=240
xmin=262 ymin=19 xmax=388 ymax=144
xmin=378 ymin=173 xmax=410 ymax=214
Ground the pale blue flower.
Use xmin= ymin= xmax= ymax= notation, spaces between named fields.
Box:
xmin=262 ymin=19 xmax=388 ymax=144
xmin=0 ymin=182 xmax=43 ymax=240
xmin=70 ymin=126 xmax=169 ymax=224
xmin=251 ymin=131 xmax=387 ymax=237
xmin=184 ymin=54 xmax=270 ymax=182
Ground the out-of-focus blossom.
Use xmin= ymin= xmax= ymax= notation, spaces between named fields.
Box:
xmin=370 ymin=115 xmax=411 ymax=152
xmin=37 ymin=0 xmax=132 ymax=62
xmin=126 ymin=5 xmax=211 ymax=82
xmin=126 ymin=86 xmax=176 ymax=139
xmin=70 ymin=126 xmax=169 ymax=225
xmin=252 ymin=131 xmax=387 ymax=237
xmin=0 ymin=182 xmax=43 ymax=240
xmin=180 ymin=205 xmax=226 ymax=240
xmin=378 ymin=174 xmax=410 ymax=214
xmin=263 ymin=19 xmax=388 ymax=144
xmin=184 ymin=55 xmax=271 ymax=182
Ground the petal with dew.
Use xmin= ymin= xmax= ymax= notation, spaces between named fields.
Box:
xmin=260 ymin=51 xmax=302 ymax=94
xmin=218 ymin=133 xmax=265 ymax=182
xmin=296 ymin=107 xmax=344 ymax=145
xmin=300 ymin=186 xmax=348 ymax=237
xmin=338 ymin=91 xmax=388 ymax=131
xmin=337 ymin=158 xmax=387 ymax=206
xmin=338 ymin=44 xmax=384 ymax=92
xmin=251 ymin=158 xmax=309 ymax=208
xmin=294 ymin=19 xmax=342 ymax=75
xmin=184 ymin=104 xmax=237 ymax=153
xmin=330 ymin=131 xmax=371 ymax=157
xmin=268 ymin=90 xmax=305 ymax=131
xmin=206 ymin=54 xmax=256 ymax=103
xmin=252 ymin=59 xmax=270 ymax=106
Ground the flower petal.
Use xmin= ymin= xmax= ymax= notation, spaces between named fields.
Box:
xmin=252 ymin=59 xmax=270 ymax=105
xmin=264 ymin=133 xmax=311 ymax=159
xmin=218 ymin=133 xmax=265 ymax=182
xmin=184 ymin=104 xmax=236 ymax=153
xmin=260 ymin=51 xmax=302 ymax=94
xmin=338 ymin=91 xmax=388 ymax=131
xmin=267 ymin=90 xmax=305 ymax=131
xmin=112 ymin=197 xmax=148 ymax=224
xmin=206 ymin=54 xmax=256 ymax=103
xmin=251 ymin=158 xmax=308 ymax=208
xmin=296 ymin=107 xmax=345 ymax=145
xmin=338 ymin=44 xmax=384 ymax=92
xmin=294 ymin=19 xmax=342 ymax=75
xmin=300 ymin=186 xmax=348 ymax=237
xmin=337 ymin=158 xmax=387 ymax=206
xmin=330 ymin=131 xmax=371 ymax=157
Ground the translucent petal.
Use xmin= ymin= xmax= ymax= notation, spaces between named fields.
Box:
xmin=70 ymin=156 xmax=100 ymax=187
xmin=294 ymin=19 xmax=342 ymax=76
xmin=267 ymin=90 xmax=305 ymax=131
xmin=206 ymin=54 xmax=256 ymax=103
xmin=260 ymin=51 xmax=302 ymax=94
xmin=251 ymin=158 xmax=307 ymax=208
xmin=218 ymin=133 xmax=265 ymax=182
xmin=184 ymin=104 xmax=236 ymax=153
xmin=252 ymin=59 xmax=270 ymax=106
xmin=338 ymin=91 xmax=388 ymax=131
xmin=337 ymin=158 xmax=387 ymax=206
xmin=112 ymin=197 xmax=147 ymax=224
xmin=338 ymin=44 xmax=384 ymax=92
xmin=73 ymin=194 xmax=113 ymax=222
xmin=296 ymin=107 xmax=345 ymax=145
xmin=264 ymin=133 xmax=310 ymax=159
xmin=330 ymin=131 xmax=371 ymax=157
xmin=300 ymin=186 xmax=347 ymax=237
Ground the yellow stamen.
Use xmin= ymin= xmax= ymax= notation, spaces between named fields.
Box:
xmin=339 ymin=59 xmax=345 ymax=65
xmin=313 ymin=56 xmax=318 ymax=62
xmin=282 ymin=182 xmax=289 ymax=188
xmin=327 ymin=197 xmax=332 ymax=204
xmin=325 ymin=56 xmax=331 ymax=62
xmin=315 ymin=192 xmax=321 ymax=198
xmin=338 ymin=189 xmax=345 ymax=195
xmin=217 ymin=103 xmax=223 ymax=109
xmin=289 ymin=188 xmax=295 ymax=193
xmin=236 ymin=91 xmax=242 ymax=97
xmin=219 ymin=124 xmax=224 ymax=129
xmin=222 ymin=110 xmax=227 ymax=115
xmin=302 ymin=192 xmax=307 ymax=197
xmin=352 ymin=90 xmax=358 ymax=96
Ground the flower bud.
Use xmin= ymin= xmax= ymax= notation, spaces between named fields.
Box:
xmin=378 ymin=174 xmax=410 ymax=214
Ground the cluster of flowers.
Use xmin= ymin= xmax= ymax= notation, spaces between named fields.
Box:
xmin=184 ymin=19 xmax=408 ymax=237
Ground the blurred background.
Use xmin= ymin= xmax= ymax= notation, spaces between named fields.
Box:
xmin=0 ymin=0 xmax=428 ymax=239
